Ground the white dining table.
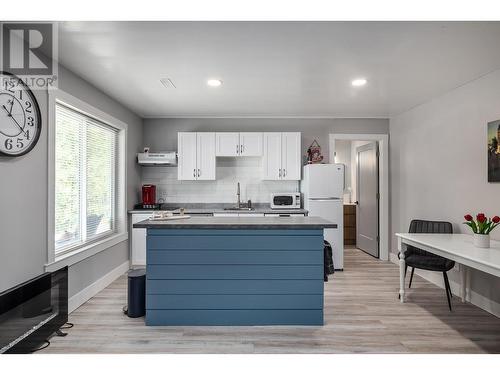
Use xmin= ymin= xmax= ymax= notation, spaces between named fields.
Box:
xmin=396 ymin=233 xmax=500 ymax=303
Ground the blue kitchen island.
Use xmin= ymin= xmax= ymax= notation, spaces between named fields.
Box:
xmin=133 ymin=216 xmax=336 ymax=326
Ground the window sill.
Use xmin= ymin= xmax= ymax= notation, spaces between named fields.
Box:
xmin=45 ymin=232 xmax=128 ymax=272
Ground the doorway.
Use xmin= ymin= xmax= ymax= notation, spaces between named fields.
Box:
xmin=329 ymin=134 xmax=389 ymax=261
xmin=356 ymin=142 xmax=379 ymax=258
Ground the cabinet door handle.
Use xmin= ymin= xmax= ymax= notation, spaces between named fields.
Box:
xmin=240 ymin=144 xmax=244 ymax=154
xmin=278 ymin=168 xmax=282 ymax=178
xmin=283 ymin=168 xmax=286 ymax=177
xmin=193 ymin=169 xmax=196 ymax=177
xmin=236 ymin=144 xmax=239 ymax=154
xmin=198 ymin=169 xmax=201 ymax=177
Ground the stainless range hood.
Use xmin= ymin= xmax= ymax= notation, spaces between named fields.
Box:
xmin=137 ymin=152 xmax=177 ymax=166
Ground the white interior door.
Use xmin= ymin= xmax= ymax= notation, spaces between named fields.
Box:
xmin=240 ymin=132 xmax=263 ymax=156
xmin=178 ymin=132 xmax=198 ymax=180
xmin=262 ymin=132 xmax=282 ymax=180
xmin=281 ymin=132 xmax=301 ymax=180
xmin=216 ymin=132 xmax=239 ymax=156
xmin=197 ymin=133 xmax=216 ymax=180
xmin=356 ymin=142 xmax=379 ymax=258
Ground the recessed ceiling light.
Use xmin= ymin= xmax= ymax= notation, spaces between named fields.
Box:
xmin=207 ymin=79 xmax=222 ymax=87
xmin=351 ymin=78 xmax=367 ymax=87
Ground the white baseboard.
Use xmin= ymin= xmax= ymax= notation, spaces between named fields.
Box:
xmin=389 ymin=252 xmax=399 ymax=264
xmin=464 ymin=284 xmax=500 ymax=318
xmin=68 ymin=261 xmax=129 ymax=313
xmin=389 ymin=252 xmax=500 ymax=318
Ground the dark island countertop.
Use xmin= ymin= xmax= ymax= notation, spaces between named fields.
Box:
xmin=133 ymin=216 xmax=336 ymax=230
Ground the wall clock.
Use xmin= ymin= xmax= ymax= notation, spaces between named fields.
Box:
xmin=0 ymin=71 xmax=42 ymax=157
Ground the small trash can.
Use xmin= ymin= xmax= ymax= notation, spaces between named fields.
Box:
xmin=126 ymin=269 xmax=146 ymax=318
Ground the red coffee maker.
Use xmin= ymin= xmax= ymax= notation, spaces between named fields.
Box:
xmin=141 ymin=184 xmax=156 ymax=207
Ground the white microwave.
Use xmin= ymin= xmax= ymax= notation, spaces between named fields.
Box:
xmin=270 ymin=193 xmax=301 ymax=209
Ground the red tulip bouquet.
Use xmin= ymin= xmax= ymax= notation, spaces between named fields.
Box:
xmin=464 ymin=213 xmax=500 ymax=248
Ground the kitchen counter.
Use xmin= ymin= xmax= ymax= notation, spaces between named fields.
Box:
xmin=128 ymin=203 xmax=308 ymax=215
xmin=134 ymin=216 xmax=335 ymax=229
xmin=140 ymin=216 xmax=333 ymax=326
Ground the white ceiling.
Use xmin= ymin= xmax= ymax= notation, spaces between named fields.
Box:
xmin=57 ymin=21 xmax=500 ymax=118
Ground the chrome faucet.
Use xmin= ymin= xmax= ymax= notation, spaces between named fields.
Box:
xmin=236 ymin=182 xmax=241 ymax=208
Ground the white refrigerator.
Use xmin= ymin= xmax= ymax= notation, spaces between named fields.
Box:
xmin=301 ymin=164 xmax=344 ymax=270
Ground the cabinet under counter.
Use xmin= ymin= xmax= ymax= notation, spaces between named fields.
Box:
xmin=344 ymin=204 xmax=356 ymax=246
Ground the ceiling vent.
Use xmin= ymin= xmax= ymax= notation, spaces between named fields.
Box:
xmin=160 ymin=78 xmax=176 ymax=89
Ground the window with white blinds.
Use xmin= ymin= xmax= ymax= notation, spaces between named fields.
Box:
xmin=54 ymin=103 xmax=118 ymax=255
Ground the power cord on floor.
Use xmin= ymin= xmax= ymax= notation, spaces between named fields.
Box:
xmin=55 ymin=322 xmax=74 ymax=337
xmin=29 ymin=323 xmax=73 ymax=353
xmin=30 ymin=339 xmax=50 ymax=353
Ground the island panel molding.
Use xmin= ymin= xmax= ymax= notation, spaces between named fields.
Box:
xmin=145 ymin=228 xmax=326 ymax=326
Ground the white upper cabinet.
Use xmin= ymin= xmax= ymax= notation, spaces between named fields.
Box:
xmin=196 ymin=133 xmax=216 ymax=180
xmin=239 ymin=132 xmax=263 ymax=156
xmin=262 ymin=132 xmax=301 ymax=180
xmin=179 ymin=131 xmax=299 ymax=181
xmin=215 ymin=132 xmax=263 ymax=157
xmin=216 ymin=132 xmax=239 ymax=156
xmin=281 ymin=132 xmax=301 ymax=180
xmin=178 ymin=132 xmax=216 ymax=180
xmin=178 ymin=132 xmax=198 ymax=180
xmin=262 ymin=132 xmax=283 ymax=180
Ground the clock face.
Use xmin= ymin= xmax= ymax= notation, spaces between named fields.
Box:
xmin=0 ymin=72 xmax=41 ymax=157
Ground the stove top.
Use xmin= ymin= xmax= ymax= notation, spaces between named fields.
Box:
xmin=133 ymin=203 xmax=180 ymax=211
xmin=134 ymin=203 xmax=160 ymax=210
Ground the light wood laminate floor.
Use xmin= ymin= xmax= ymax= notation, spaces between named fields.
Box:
xmin=43 ymin=247 xmax=500 ymax=353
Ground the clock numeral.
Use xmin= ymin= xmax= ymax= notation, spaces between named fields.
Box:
xmin=25 ymin=129 xmax=30 ymax=140
xmin=3 ymin=80 xmax=15 ymax=93
xmin=4 ymin=139 xmax=13 ymax=150
xmin=18 ymin=90 xmax=23 ymax=100
xmin=27 ymin=116 xmax=34 ymax=126
xmin=25 ymin=101 xmax=32 ymax=113
xmin=16 ymin=138 xmax=24 ymax=149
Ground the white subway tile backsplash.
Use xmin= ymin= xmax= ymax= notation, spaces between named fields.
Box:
xmin=142 ymin=165 xmax=299 ymax=203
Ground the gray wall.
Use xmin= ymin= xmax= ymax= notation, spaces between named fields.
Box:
xmin=0 ymin=87 xmax=49 ymax=292
xmin=0 ymin=65 xmax=143 ymax=297
xmin=333 ymin=139 xmax=352 ymax=194
xmin=390 ymin=68 xmax=500 ymax=308
xmin=143 ymin=118 xmax=389 ymax=163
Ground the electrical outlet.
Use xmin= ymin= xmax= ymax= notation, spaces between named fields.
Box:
xmin=157 ymin=188 xmax=168 ymax=202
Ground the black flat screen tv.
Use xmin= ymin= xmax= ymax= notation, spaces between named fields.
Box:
xmin=0 ymin=267 xmax=68 ymax=354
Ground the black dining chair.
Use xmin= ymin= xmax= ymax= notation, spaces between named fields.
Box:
xmin=401 ymin=219 xmax=455 ymax=310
